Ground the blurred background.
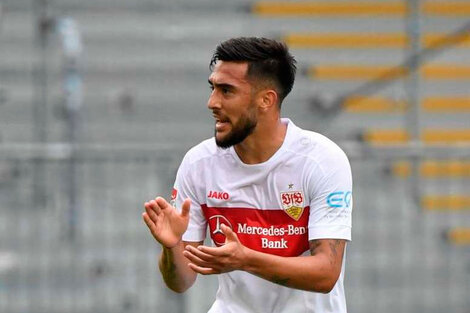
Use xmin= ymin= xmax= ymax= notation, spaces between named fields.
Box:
xmin=0 ymin=0 xmax=469 ymax=312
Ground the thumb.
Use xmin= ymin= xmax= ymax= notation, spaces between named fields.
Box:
xmin=180 ymin=198 xmax=191 ymax=218
xmin=221 ymin=224 xmax=238 ymax=243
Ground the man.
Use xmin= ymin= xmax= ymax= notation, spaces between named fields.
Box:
xmin=143 ymin=37 xmax=353 ymax=313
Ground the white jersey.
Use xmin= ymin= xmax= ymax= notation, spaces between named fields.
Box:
xmin=172 ymin=118 xmax=353 ymax=313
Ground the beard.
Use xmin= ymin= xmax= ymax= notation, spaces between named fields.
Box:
xmin=215 ymin=110 xmax=257 ymax=149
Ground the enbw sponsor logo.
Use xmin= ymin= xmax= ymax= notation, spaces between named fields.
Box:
xmin=327 ymin=191 xmax=352 ymax=208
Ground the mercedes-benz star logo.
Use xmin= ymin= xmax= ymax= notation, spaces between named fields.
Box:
xmin=208 ymin=215 xmax=233 ymax=246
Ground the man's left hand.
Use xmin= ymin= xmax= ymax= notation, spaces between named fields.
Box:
xmin=183 ymin=224 xmax=248 ymax=275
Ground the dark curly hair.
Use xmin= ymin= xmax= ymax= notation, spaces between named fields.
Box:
xmin=210 ymin=37 xmax=297 ymax=108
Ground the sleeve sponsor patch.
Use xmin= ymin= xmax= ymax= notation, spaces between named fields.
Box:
xmin=170 ymin=188 xmax=177 ymax=206
xmin=326 ymin=191 xmax=352 ymax=209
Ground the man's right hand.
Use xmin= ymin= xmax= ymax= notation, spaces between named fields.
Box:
xmin=143 ymin=197 xmax=191 ymax=249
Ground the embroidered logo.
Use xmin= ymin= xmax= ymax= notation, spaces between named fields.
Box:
xmin=207 ymin=190 xmax=230 ymax=200
xmin=280 ymin=191 xmax=304 ymax=221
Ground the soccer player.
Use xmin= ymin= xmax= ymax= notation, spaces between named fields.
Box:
xmin=143 ymin=37 xmax=353 ymax=313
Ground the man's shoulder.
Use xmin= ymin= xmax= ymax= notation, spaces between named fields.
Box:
xmin=290 ymin=126 xmax=348 ymax=161
xmin=182 ymin=137 xmax=226 ymax=165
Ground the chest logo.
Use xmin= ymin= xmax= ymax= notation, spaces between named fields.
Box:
xmin=208 ymin=215 xmax=233 ymax=246
xmin=281 ymin=191 xmax=305 ymax=221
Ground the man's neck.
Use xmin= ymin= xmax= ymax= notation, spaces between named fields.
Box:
xmin=233 ymin=119 xmax=287 ymax=165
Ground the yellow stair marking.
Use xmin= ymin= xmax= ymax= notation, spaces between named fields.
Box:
xmin=422 ymin=196 xmax=470 ymax=211
xmin=362 ymin=129 xmax=410 ymax=144
xmin=423 ymin=129 xmax=470 ymax=143
xmin=424 ymin=2 xmax=470 ymax=16
xmin=424 ymin=32 xmax=470 ymax=48
xmin=283 ymin=33 xmax=470 ymax=49
xmin=253 ymin=1 xmax=406 ymax=16
xmin=307 ymin=65 xmax=408 ymax=80
xmin=447 ymin=228 xmax=470 ymax=245
xmin=422 ymin=65 xmax=470 ymax=79
xmin=253 ymin=1 xmax=470 ymax=17
xmin=342 ymin=96 xmax=470 ymax=113
xmin=423 ymin=97 xmax=470 ymax=112
xmin=392 ymin=161 xmax=470 ymax=178
xmin=363 ymin=129 xmax=470 ymax=144
xmin=283 ymin=33 xmax=408 ymax=48
xmin=344 ymin=96 xmax=407 ymax=113
xmin=307 ymin=65 xmax=470 ymax=80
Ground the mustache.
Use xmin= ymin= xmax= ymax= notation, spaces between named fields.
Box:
xmin=212 ymin=111 xmax=230 ymax=123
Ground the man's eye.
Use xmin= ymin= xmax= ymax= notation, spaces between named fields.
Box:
xmin=222 ymin=88 xmax=230 ymax=94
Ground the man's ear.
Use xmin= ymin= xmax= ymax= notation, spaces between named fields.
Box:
xmin=258 ymin=89 xmax=278 ymax=112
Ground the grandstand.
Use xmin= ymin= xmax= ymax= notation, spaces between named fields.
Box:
xmin=0 ymin=1 xmax=469 ymax=313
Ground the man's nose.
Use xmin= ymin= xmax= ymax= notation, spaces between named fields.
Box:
xmin=207 ymin=91 xmax=221 ymax=110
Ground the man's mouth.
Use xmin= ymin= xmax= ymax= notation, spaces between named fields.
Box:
xmin=215 ymin=120 xmax=230 ymax=132
xmin=214 ymin=115 xmax=230 ymax=132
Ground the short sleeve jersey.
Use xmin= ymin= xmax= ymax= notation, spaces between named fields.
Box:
xmin=172 ymin=118 xmax=353 ymax=313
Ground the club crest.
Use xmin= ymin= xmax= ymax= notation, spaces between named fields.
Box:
xmin=280 ymin=191 xmax=304 ymax=221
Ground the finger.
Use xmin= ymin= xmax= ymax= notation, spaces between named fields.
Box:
xmin=221 ymin=224 xmax=239 ymax=243
xmin=144 ymin=203 xmax=159 ymax=223
xmin=180 ymin=198 xmax=191 ymax=218
xmin=196 ymin=245 xmax=230 ymax=257
xmin=188 ymin=263 xmax=218 ymax=275
xmin=148 ymin=200 xmax=162 ymax=215
xmin=183 ymin=250 xmax=212 ymax=268
xmin=142 ymin=212 xmax=156 ymax=232
xmin=155 ymin=196 xmax=172 ymax=212
xmin=185 ymin=244 xmax=217 ymax=262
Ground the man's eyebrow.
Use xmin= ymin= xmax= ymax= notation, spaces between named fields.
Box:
xmin=208 ymin=80 xmax=234 ymax=90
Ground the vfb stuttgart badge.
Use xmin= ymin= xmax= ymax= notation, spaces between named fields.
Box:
xmin=281 ymin=191 xmax=304 ymax=221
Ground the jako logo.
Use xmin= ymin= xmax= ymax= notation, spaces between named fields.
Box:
xmin=208 ymin=191 xmax=230 ymax=200
xmin=327 ymin=191 xmax=352 ymax=208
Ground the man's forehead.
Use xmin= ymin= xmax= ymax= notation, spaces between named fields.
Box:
xmin=209 ymin=61 xmax=249 ymax=85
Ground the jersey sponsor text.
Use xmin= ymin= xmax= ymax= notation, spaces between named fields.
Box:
xmin=201 ymin=205 xmax=310 ymax=256
xmin=208 ymin=191 xmax=230 ymax=200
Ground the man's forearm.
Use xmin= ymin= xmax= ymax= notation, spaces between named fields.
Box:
xmin=242 ymin=240 xmax=345 ymax=293
xmin=242 ymin=251 xmax=335 ymax=293
xmin=159 ymin=241 xmax=198 ymax=293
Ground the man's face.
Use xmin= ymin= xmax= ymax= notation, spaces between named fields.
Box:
xmin=207 ymin=61 xmax=258 ymax=148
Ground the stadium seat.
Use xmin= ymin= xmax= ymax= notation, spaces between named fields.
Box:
xmin=446 ymin=228 xmax=470 ymax=246
xmin=422 ymin=97 xmax=470 ymax=112
xmin=341 ymin=96 xmax=470 ymax=113
xmin=422 ymin=65 xmax=470 ymax=80
xmin=283 ymin=33 xmax=470 ymax=49
xmin=362 ymin=129 xmax=470 ymax=144
xmin=361 ymin=129 xmax=409 ymax=144
xmin=306 ymin=65 xmax=470 ymax=81
xmin=283 ymin=33 xmax=407 ymax=49
xmin=423 ymin=129 xmax=470 ymax=143
xmin=422 ymin=195 xmax=470 ymax=211
xmin=252 ymin=1 xmax=406 ymax=17
xmin=253 ymin=1 xmax=470 ymax=17
xmin=391 ymin=160 xmax=470 ymax=178
xmin=343 ymin=96 xmax=407 ymax=113
xmin=424 ymin=2 xmax=470 ymax=16
xmin=306 ymin=65 xmax=407 ymax=80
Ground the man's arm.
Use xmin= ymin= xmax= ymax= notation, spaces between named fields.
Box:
xmin=183 ymin=224 xmax=346 ymax=293
xmin=244 ymin=238 xmax=345 ymax=293
xmin=159 ymin=241 xmax=202 ymax=293
xmin=143 ymin=197 xmax=201 ymax=293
